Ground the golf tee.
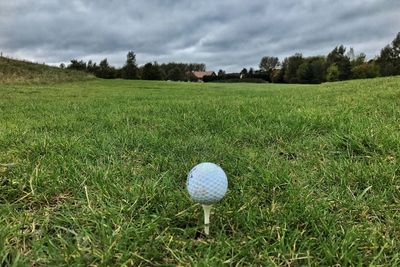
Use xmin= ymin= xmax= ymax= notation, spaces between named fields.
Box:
xmin=202 ymin=204 xmax=212 ymax=235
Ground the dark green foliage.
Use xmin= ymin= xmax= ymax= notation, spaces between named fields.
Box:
xmin=393 ymin=32 xmax=400 ymax=56
xmin=86 ymin=60 xmax=99 ymax=74
xmin=351 ymin=63 xmax=380 ymax=79
xmin=296 ymin=62 xmax=313 ymax=83
xmin=309 ymin=56 xmax=327 ymax=83
xmin=203 ymin=73 xmax=240 ymax=82
xmin=121 ymin=51 xmax=138 ymax=79
xmin=204 ymin=70 xmax=269 ymax=83
xmin=248 ymin=68 xmax=254 ymax=76
xmin=326 ymin=64 xmax=339 ymax=82
xmin=252 ymin=71 xmax=270 ymax=81
xmin=63 ymin=52 xmax=205 ymax=82
xmin=378 ymin=45 xmax=397 ymax=76
xmin=156 ymin=63 xmax=207 ymax=81
xmin=283 ymin=53 xmax=304 ymax=83
xmin=160 ymin=63 xmax=188 ymax=81
xmin=327 ymin=45 xmax=352 ymax=80
xmin=296 ymin=57 xmax=326 ymax=84
xmin=167 ymin=67 xmax=186 ymax=81
xmin=340 ymin=59 xmax=353 ymax=80
xmin=272 ymin=55 xmax=326 ymax=84
xmin=141 ymin=62 xmax=164 ymax=80
xmin=67 ymin=59 xmax=86 ymax=71
xmin=96 ymin=58 xmax=116 ymax=79
xmin=263 ymin=33 xmax=400 ymax=84
xmin=327 ymin=45 xmax=346 ymax=64
xmin=377 ymin=33 xmax=400 ymax=77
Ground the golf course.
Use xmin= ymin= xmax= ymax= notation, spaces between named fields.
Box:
xmin=1 ymin=73 xmax=399 ymax=265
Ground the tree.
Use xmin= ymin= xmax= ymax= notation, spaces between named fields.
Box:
xmin=309 ymin=56 xmax=327 ymax=84
xmin=326 ymin=45 xmax=351 ymax=80
xmin=326 ymin=64 xmax=339 ymax=82
xmin=283 ymin=53 xmax=304 ymax=83
xmin=296 ymin=56 xmax=326 ymax=84
xmin=218 ymin=69 xmax=225 ymax=76
xmin=259 ymin=56 xmax=279 ymax=72
xmin=297 ymin=62 xmax=313 ymax=83
xmin=167 ymin=67 xmax=185 ymax=81
xmin=141 ymin=62 xmax=164 ymax=80
xmin=67 ymin=59 xmax=86 ymax=71
xmin=240 ymin=68 xmax=248 ymax=78
xmin=271 ymin=69 xmax=283 ymax=83
xmin=377 ymin=32 xmax=400 ymax=76
xmin=86 ymin=60 xmax=98 ymax=74
xmin=351 ymin=53 xmax=366 ymax=67
xmin=377 ymin=45 xmax=396 ymax=76
xmin=59 ymin=63 xmax=65 ymax=69
xmin=351 ymin=63 xmax=379 ymax=79
xmin=248 ymin=68 xmax=254 ymax=76
xmin=188 ymin=63 xmax=206 ymax=72
xmin=392 ymin=32 xmax=400 ymax=58
xmin=392 ymin=33 xmax=400 ymax=74
xmin=96 ymin=58 xmax=116 ymax=79
xmin=121 ymin=51 xmax=138 ymax=79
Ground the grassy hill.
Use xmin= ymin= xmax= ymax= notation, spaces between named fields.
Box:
xmin=1 ymin=77 xmax=399 ymax=265
xmin=0 ymin=56 xmax=93 ymax=84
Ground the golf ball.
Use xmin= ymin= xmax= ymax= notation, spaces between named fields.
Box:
xmin=186 ymin=162 xmax=228 ymax=205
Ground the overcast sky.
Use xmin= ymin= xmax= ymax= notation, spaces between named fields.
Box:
xmin=0 ymin=0 xmax=399 ymax=72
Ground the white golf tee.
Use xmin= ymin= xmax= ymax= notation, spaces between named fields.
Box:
xmin=202 ymin=204 xmax=212 ymax=235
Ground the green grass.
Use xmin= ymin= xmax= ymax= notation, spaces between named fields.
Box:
xmin=1 ymin=77 xmax=399 ymax=266
xmin=0 ymin=56 xmax=93 ymax=84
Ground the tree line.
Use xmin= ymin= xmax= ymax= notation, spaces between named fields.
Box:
xmin=208 ymin=32 xmax=400 ymax=84
xmin=64 ymin=32 xmax=400 ymax=84
xmin=62 ymin=51 xmax=206 ymax=81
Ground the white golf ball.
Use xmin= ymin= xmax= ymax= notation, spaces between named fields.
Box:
xmin=186 ymin=162 xmax=228 ymax=205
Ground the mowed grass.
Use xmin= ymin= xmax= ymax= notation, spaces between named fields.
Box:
xmin=1 ymin=77 xmax=400 ymax=266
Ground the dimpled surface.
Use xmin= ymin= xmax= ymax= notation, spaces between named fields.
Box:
xmin=186 ymin=162 xmax=228 ymax=205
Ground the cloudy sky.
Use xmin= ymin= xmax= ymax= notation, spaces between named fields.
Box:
xmin=0 ymin=0 xmax=399 ymax=72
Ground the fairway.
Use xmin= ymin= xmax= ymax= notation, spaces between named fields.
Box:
xmin=1 ymin=78 xmax=400 ymax=265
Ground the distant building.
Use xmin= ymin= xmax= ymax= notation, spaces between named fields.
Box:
xmin=189 ymin=71 xmax=216 ymax=82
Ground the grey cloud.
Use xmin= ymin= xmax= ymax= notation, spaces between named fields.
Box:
xmin=0 ymin=0 xmax=399 ymax=72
